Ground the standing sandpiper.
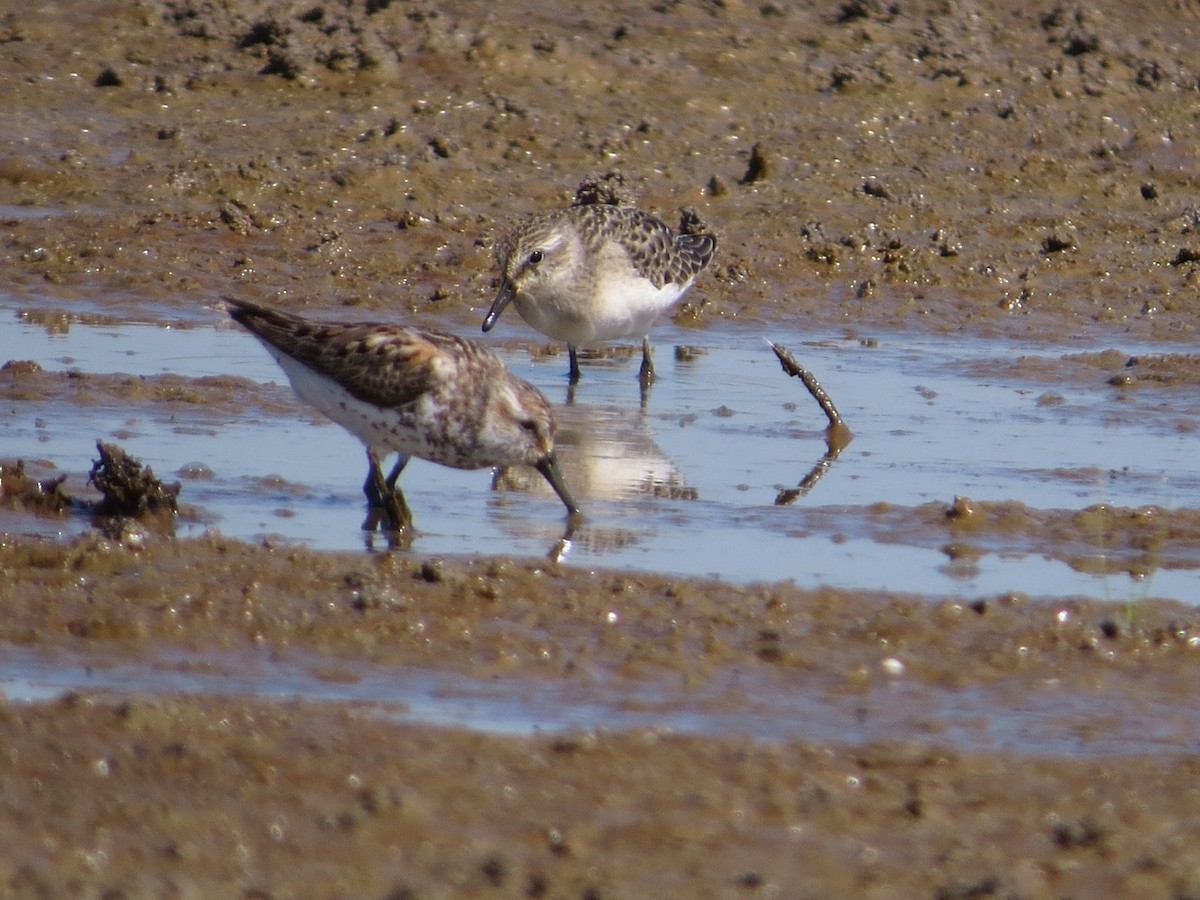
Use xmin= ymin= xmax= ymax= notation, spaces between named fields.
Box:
xmin=226 ymin=297 xmax=579 ymax=531
xmin=482 ymin=204 xmax=716 ymax=386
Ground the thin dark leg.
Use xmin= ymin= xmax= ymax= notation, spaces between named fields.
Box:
xmin=568 ymin=345 xmax=581 ymax=384
xmin=638 ymin=336 xmax=656 ymax=387
xmin=363 ymin=450 xmax=412 ymax=531
xmin=385 ymin=456 xmax=408 ymax=491
xmin=363 ymin=456 xmax=385 ymax=507
xmin=363 ymin=468 xmax=383 ymax=506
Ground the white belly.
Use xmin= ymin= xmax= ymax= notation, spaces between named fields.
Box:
xmin=519 ymin=275 xmax=688 ymax=345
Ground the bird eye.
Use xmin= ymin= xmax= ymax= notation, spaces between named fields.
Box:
xmin=528 ymin=250 xmax=543 ymax=265
xmin=518 ymin=419 xmax=538 ymax=433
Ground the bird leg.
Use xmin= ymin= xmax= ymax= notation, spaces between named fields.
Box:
xmin=385 ymin=455 xmax=408 ymax=492
xmin=638 ymin=336 xmax=656 ymax=387
xmin=567 ymin=345 xmax=581 ymax=384
xmin=363 ymin=450 xmax=412 ymax=531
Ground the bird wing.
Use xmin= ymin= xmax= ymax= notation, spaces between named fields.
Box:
xmin=227 ymin=297 xmax=451 ymax=409
xmin=582 ymin=206 xmax=716 ymax=288
xmin=295 ymin=323 xmax=447 ymax=409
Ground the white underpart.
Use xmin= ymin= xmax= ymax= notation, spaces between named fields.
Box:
xmin=517 ymin=240 xmax=693 ymax=345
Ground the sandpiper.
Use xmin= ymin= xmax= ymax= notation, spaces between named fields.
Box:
xmin=482 ymin=203 xmax=716 ymax=385
xmin=226 ymin=297 xmax=579 ymax=530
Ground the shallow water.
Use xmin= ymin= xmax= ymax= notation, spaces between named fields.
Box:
xmin=2 ymin=644 xmax=1194 ymax=757
xmin=7 ymin=301 xmax=1196 ymax=754
xmin=3 ymin=298 xmax=1198 ymax=603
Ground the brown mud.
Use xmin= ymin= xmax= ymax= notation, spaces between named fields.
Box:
xmin=3 ymin=0 xmax=1200 ymax=895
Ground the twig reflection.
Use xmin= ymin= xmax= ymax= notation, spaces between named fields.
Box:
xmin=768 ymin=340 xmax=854 ymax=504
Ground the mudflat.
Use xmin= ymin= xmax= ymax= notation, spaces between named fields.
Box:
xmin=2 ymin=0 xmax=1200 ymax=895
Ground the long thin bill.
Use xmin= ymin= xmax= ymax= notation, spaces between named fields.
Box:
xmin=482 ymin=280 xmax=516 ymax=332
xmin=535 ymin=455 xmax=580 ymax=516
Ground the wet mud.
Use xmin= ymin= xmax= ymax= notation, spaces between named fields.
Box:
xmin=3 ymin=0 xmax=1200 ymax=894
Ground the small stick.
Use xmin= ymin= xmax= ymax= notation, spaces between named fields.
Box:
xmin=766 ymin=340 xmax=847 ymax=430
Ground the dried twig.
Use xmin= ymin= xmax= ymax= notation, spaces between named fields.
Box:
xmin=767 ymin=340 xmax=852 ymax=502
xmin=766 ymin=340 xmax=848 ymax=431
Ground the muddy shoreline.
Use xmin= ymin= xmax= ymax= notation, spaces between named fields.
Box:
xmin=4 ymin=535 xmax=1200 ymax=894
xmin=4 ymin=0 xmax=1200 ymax=894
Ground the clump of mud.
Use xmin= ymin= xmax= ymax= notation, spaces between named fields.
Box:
xmin=571 ymin=170 xmax=636 ymax=207
xmin=569 ymin=170 xmax=715 ymax=240
xmin=88 ymin=441 xmax=180 ymax=517
xmin=3 ymin=442 xmax=181 ymax=526
xmin=0 ymin=459 xmax=70 ymax=514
